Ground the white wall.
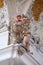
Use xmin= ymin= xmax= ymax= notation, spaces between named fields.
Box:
xmin=0 ymin=31 xmax=8 ymax=49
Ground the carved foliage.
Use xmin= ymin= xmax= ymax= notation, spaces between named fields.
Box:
xmin=32 ymin=0 xmax=43 ymax=21
xmin=0 ymin=0 xmax=4 ymax=8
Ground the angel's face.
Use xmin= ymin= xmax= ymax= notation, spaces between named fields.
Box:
xmin=16 ymin=15 xmax=22 ymax=21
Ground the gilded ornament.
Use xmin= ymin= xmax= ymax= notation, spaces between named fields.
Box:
xmin=0 ymin=0 xmax=4 ymax=8
xmin=32 ymin=0 xmax=43 ymax=21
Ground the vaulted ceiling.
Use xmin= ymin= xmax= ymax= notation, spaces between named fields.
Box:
xmin=0 ymin=0 xmax=43 ymax=21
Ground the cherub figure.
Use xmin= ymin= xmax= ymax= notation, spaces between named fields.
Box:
xmin=13 ymin=14 xmax=31 ymax=51
xmin=8 ymin=14 xmax=31 ymax=52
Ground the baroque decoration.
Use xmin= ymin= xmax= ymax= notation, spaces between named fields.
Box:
xmin=0 ymin=0 xmax=4 ymax=8
xmin=15 ymin=15 xmax=30 ymax=43
xmin=12 ymin=15 xmax=30 ymax=43
xmin=32 ymin=0 xmax=43 ymax=21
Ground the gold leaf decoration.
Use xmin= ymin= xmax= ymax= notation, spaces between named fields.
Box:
xmin=32 ymin=0 xmax=43 ymax=21
xmin=0 ymin=0 xmax=4 ymax=8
